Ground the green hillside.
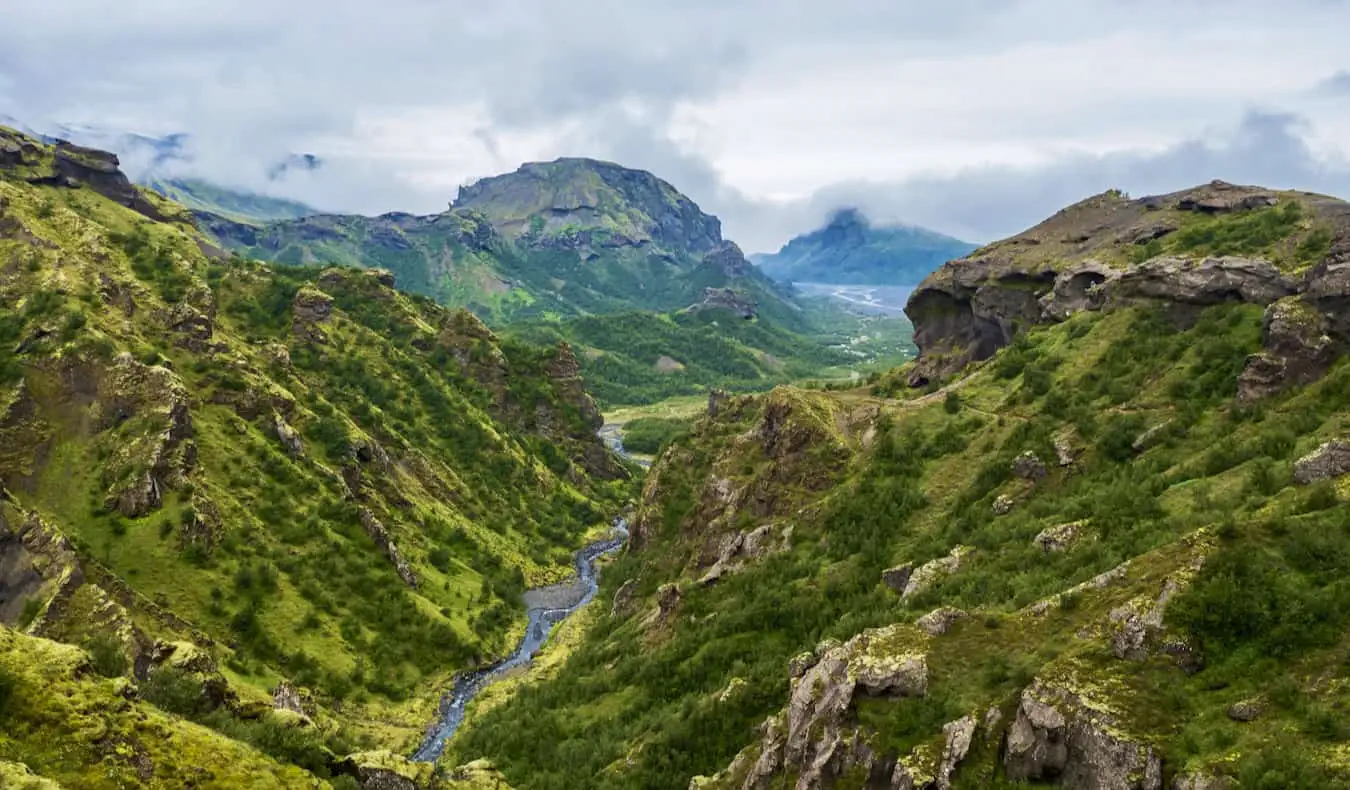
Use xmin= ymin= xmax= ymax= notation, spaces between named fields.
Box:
xmin=0 ymin=125 xmax=628 ymax=786
xmin=146 ymin=177 xmax=319 ymax=225
xmin=447 ymin=182 xmax=1350 ymax=789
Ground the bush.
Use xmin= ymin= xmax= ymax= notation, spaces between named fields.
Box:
xmin=85 ymin=633 xmax=130 ymax=678
xmin=0 ymin=665 xmax=16 ymax=712
xmin=620 ymin=417 xmax=691 ymax=455
xmin=943 ymin=391 xmax=962 ymax=414
xmin=141 ymin=667 xmax=213 ymax=718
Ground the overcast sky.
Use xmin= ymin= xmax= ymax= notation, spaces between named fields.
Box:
xmin=4 ymin=0 xmax=1350 ymax=251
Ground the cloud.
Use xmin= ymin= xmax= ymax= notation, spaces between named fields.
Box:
xmin=2 ymin=0 xmax=1349 ymax=252
xmin=1317 ymin=70 xmax=1350 ymax=96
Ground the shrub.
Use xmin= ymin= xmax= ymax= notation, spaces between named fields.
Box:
xmin=943 ymin=391 xmax=962 ymax=414
xmin=85 ymin=633 xmax=130 ymax=678
xmin=141 ymin=667 xmax=213 ymax=718
xmin=0 ymin=665 xmax=16 ymax=712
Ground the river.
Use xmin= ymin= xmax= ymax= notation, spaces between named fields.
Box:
xmin=410 ymin=519 xmax=629 ymax=762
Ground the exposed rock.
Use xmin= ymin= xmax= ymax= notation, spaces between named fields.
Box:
xmin=1293 ymin=440 xmax=1350 ymax=484
xmin=691 ymin=287 xmax=757 ymax=320
xmin=1054 ymin=433 xmax=1082 ymax=467
xmin=291 ymin=286 xmax=334 ymax=343
xmin=164 ymin=302 xmax=215 ymax=352
xmin=787 ymin=651 xmax=818 ymax=680
xmin=700 ymin=524 xmax=787 ymax=585
xmin=95 ymin=356 xmax=195 ymax=518
xmin=336 ymin=751 xmax=434 ymax=790
xmin=882 ymin=564 xmax=914 ymax=594
xmin=902 ymin=546 xmax=971 ymax=600
xmin=358 ymin=508 xmax=418 ymax=589
xmin=1303 ymin=257 xmax=1350 ymax=342
xmin=1173 ymin=774 xmax=1234 ymax=790
xmin=1238 ymin=296 xmax=1338 ymax=402
xmin=370 ymin=268 xmax=397 ymax=288
xmin=1012 ymin=451 xmax=1047 ymax=481
xmin=146 ymin=641 xmax=235 ymax=711
xmin=992 ymin=495 xmax=1016 ymax=516
xmin=1041 ymin=261 xmax=1120 ymax=321
xmin=1004 ymin=681 xmax=1162 ymax=790
xmin=707 ymin=388 xmax=729 ymax=418
xmin=273 ymin=414 xmax=304 ymax=457
xmin=1226 ymin=698 xmax=1264 ymax=723
xmin=1034 ymin=522 xmax=1084 ymax=554
xmin=49 ymin=141 xmax=171 ymax=222
xmin=916 ymin=607 xmax=968 ymax=636
xmin=1113 ymin=256 xmax=1295 ymax=307
xmin=643 ymin=583 xmax=683 ymax=630
xmin=272 ymin=680 xmax=307 ymax=715
xmin=1131 ymin=420 xmax=1174 ymax=454
xmin=611 ymin=579 xmax=637 ymax=619
xmin=936 ymin=715 xmax=977 ymax=789
xmin=1109 ymin=575 xmax=1186 ymax=661
xmin=1175 ymin=181 xmax=1278 ymax=214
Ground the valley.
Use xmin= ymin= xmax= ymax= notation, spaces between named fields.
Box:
xmin=2 ymin=121 xmax=1350 ymax=790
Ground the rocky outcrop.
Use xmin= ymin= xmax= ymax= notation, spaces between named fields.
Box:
xmin=273 ymin=414 xmax=304 ymax=457
xmin=1238 ymin=297 xmax=1337 ymax=402
xmin=902 ymin=546 xmax=971 ymax=600
xmin=1034 ymin=522 xmax=1085 ymax=554
xmin=691 ymin=287 xmax=757 ymax=320
xmin=1293 ymin=440 xmax=1350 ymax=484
xmin=47 ymin=141 xmax=172 ymax=222
xmin=1003 ymin=680 xmax=1163 ymax=789
xmin=882 ymin=564 xmax=913 ymax=594
xmin=611 ymin=579 xmax=637 ymax=619
xmin=96 ymin=356 xmax=195 ymax=518
xmin=1226 ymin=698 xmax=1264 ymax=723
xmin=1012 ymin=451 xmax=1048 ymax=481
xmin=992 ymin=495 xmax=1016 ymax=516
xmin=1112 ymin=256 xmax=1295 ymax=307
xmin=358 ymin=508 xmax=417 ymax=589
xmin=699 ymin=524 xmax=789 ymax=585
xmin=1132 ymin=420 xmax=1175 ymax=454
xmin=291 ymin=286 xmax=334 ymax=343
xmin=915 ymin=607 xmax=968 ymax=636
xmin=643 ymin=583 xmax=683 ymax=630
xmin=336 ymin=751 xmax=434 ymax=790
xmin=1041 ymin=261 xmax=1120 ymax=321
xmin=733 ymin=624 xmax=930 ymax=789
xmin=272 ymin=680 xmax=309 ymax=716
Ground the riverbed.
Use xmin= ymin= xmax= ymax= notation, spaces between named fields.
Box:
xmin=410 ymin=519 xmax=630 ymax=762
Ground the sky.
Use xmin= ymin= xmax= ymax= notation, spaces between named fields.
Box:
xmin=3 ymin=0 xmax=1350 ymax=252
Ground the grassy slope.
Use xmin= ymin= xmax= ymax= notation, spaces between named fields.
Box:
xmin=0 ymin=128 xmax=632 ymax=778
xmin=145 ymin=177 xmax=318 ymax=224
xmin=450 ymin=296 xmax=1350 ymax=789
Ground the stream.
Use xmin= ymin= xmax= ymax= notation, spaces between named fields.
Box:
xmin=411 ymin=424 xmax=640 ymax=761
xmin=411 ymin=519 xmax=629 ymax=762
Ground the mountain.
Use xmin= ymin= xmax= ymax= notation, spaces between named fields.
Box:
xmin=145 ymin=176 xmax=319 ymax=224
xmin=755 ymin=208 xmax=978 ymax=286
xmin=200 ymin=157 xmax=805 ymax=329
xmin=447 ymin=181 xmax=1350 ymax=788
xmin=0 ymin=125 xmax=627 ymax=786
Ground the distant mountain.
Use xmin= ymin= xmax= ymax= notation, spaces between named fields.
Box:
xmin=144 ymin=176 xmax=318 ymax=224
xmin=203 ymin=157 xmax=806 ymax=329
xmin=756 ymin=208 xmax=977 ymax=286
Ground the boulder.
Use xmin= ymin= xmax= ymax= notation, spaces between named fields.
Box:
xmin=1034 ymin=522 xmax=1084 ymax=554
xmin=1012 ymin=451 xmax=1047 ymax=481
xmin=1237 ymin=297 xmax=1337 ymax=402
xmin=916 ymin=607 xmax=968 ymax=636
xmin=1175 ymin=181 xmax=1278 ymax=213
xmin=291 ymin=287 xmax=334 ymax=343
xmin=1173 ymin=774 xmax=1234 ymax=790
xmin=882 ymin=564 xmax=914 ymax=594
xmin=992 ymin=495 xmax=1016 ymax=516
xmin=1293 ymin=440 xmax=1350 ymax=484
xmin=273 ymin=414 xmax=304 ymax=458
xmin=272 ymin=680 xmax=307 ymax=715
xmin=936 ymin=715 xmax=977 ymax=789
xmin=1004 ymin=681 xmax=1162 ymax=790
xmin=1226 ymin=698 xmax=1264 ymax=723
xmin=1132 ymin=420 xmax=1174 ymax=454
xmin=610 ymin=579 xmax=637 ymax=619
xmin=643 ymin=583 xmax=683 ymax=630
xmin=902 ymin=547 xmax=971 ymax=600
xmin=1054 ymin=433 xmax=1082 ymax=467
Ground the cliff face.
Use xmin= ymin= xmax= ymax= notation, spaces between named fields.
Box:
xmin=904 ymin=181 xmax=1350 ymax=390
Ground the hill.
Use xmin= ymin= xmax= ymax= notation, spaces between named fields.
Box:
xmin=0 ymin=125 xmax=627 ymax=786
xmin=200 ymin=157 xmax=804 ymax=330
xmin=755 ymin=208 xmax=977 ymax=286
xmin=447 ymin=181 xmax=1350 ymax=789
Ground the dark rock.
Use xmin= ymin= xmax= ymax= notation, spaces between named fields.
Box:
xmin=1126 ymin=222 xmax=1178 ymax=245
xmin=707 ymin=388 xmax=729 ymax=418
xmin=881 ymin=564 xmax=913 ymax=594
xmin=1237 ymin=297 xmax=1337 ymax=402
xmin=1041 ymin=261 xmax=1120 ymax=321
xmin=1012 ymin=451 xmax=1048 ymax=481
xmin=1293 ymin=440 xmax=1350 ymax=484
xmin=691 ymin=287 xmax=756 ymax=320
xmin=1175 ymin=181 xmax=1279 ymax=214
xmin=1226 ymin=699 xmax=1264 ymax=722
xmin=50 ymin=141 xmax=171 ymax=222
xmin=291 ymin=287 xmax=334 ymax=343
xmin=1004 ymin=681 xmax=1162 ymax=789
